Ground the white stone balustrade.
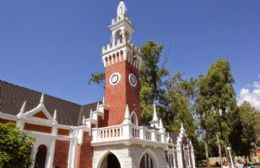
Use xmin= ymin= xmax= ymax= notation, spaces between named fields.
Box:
xmin=91 ymin=123 xmax=168 ymax=148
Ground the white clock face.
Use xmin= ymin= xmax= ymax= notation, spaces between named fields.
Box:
xmin=110 ymin=73 xmax=121 ymax=85
xmin=129 ymin=73 xmax=137 ymax=87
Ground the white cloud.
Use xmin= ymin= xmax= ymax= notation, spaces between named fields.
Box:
xmin=237 ymin=75 xmax=260 ymax=110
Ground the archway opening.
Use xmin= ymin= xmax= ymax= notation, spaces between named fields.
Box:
xmin=139 ymin=153 xmax=155 ymax=168
xmin=100 ymin=153 xmax=121 ymax=168
xmin=34 ymin=145 xmax=47 ymax=168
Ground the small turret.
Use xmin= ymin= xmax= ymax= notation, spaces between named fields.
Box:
xmin=150 ymin=102 xmax=159 ymax=128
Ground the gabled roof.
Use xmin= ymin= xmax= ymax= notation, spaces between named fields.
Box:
xmin=0 ymin=80 xmax=100 ymax=126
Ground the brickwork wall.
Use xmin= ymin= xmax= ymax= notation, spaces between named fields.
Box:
xmin=78 ymin=132 xmax=93 ymax=168
xmin=53 ymin=140 xmax=70 ymax=168
xmin=57 ymin=129 xmax=70 ymax=136
xmin=98 ymin=110 xmax=108 ymax=128
xmin=24 ymin=123 xmax=52 ymax=133
xmin=105 ymin=61 xmax=141 ymax=126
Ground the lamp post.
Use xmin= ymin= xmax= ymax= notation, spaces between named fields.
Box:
xmin=227 ymin=147 xmax=234 ymax=168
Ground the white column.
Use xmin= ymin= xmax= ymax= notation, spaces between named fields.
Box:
xmin=122 ymin=123 xmax=131 ymax=140
xmin=176 ymin=141 xmax=183 ymax=168
xmin=173 ymin=151 xmax=177 ymax=168
xmin=190 ymin=146 xmax=196 ymax=168
xmin=160 ymin=133 xmax=165 ymax=143
xmin=151 ymin=130 xmax=156 ymax=141
xmin=16 ymin=119 xmax=24 ymax=130
xmin=46 ymin=126 xmax=57 ymax=168
xmin=92 ymin=128 xmax=98 ymax=142
xmin=68 ymin=129 xmax=78 ymax=168
xmin=139 ymin=127 xmax=145 ymax=139
xmin=30 ymin=146 xmax=38 ymax=168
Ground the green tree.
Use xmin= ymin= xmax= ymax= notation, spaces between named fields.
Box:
xmin=0 ymin=123 xmax=34 ymax=168
xmin=256 ymin=110 xmax=260 ymax=146
xmin=229 ymin=101 xmax=257 ymax=158
xmin=164 ymin=73 xmax=197 ymax=141
xmin=196 ymin=59 xmax=237 ymax=166
xmin=88 ymin=72 xmax=105 ymax=88
xmin=139 ymin=41 xmax=169 ymax=124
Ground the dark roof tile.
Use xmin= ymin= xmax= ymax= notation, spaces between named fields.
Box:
xmin=0 ymin=80 xmax=100 ymax=126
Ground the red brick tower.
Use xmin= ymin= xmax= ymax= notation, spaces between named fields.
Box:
xmin=102 ymin=1 xmax=142 ymax=126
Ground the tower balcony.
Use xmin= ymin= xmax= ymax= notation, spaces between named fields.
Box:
xmin=91 ymin=124 xmax=169 ymax=149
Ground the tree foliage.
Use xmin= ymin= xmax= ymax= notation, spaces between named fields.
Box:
xmin=256 ymin=110 xmax=260 ymax=146
xmin=229 ymin=101 xmax=257 ymax=157
xmin=88 ymin=72 xmax=105 ymax=88
xmin=195 ymin=59 xmax=237 ymax=165
xmin=0 ymin=123 xmax=34 ymax=168
xmin=164 ymin=73 xmax=197 ymax=140
xmin=139 ymin=41 xmax=169 ymax=124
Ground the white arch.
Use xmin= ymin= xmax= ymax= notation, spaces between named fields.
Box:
xmin=96 ymin=150 xmax=122 ymax=168
xmin=138 ymin=149 xmax=159 ymax=168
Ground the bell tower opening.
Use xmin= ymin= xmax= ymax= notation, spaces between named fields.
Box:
xmin=102 ymin=1 xmax=142 ymax=126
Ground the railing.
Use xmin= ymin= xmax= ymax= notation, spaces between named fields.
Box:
xmin=92 ymin=124 xmax=166 ymax=145
xmin=92 ymin=125 xmax=123 ymax=142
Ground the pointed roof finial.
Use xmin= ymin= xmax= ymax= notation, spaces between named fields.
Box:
xmin=124 ymin=104 xmax=130 ymax=119
xmin=17 ymin=100 xmax=27 ymax=119
xmin=180 ymin=122 xmax=185 ymax=135
xmin=82 ymin=115 xmax=86 ymax=125
xmin=40 ymin=93 xmax=45 ymax=104
xmin=90 ymin=109 xmax=93 ymax=118
xmin=19 ymin=100 xmax=27 ymax=113
xmin=123 ymin=104 xmax=131 ymax=124
xmin=96 ymin=101 xmax=100 ymax=110
xmin=53 ymin=109 xmax=57 ymax=121
xmin=152 ymin=102 xmax=158 ymax=122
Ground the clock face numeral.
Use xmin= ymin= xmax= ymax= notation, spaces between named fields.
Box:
xmin=129 ymin=73 xmax=137 ymax=87
xmin=110 ymin=73 xmax=121 ymax=85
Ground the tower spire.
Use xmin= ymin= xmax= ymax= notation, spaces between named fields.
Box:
xmin=117 ymin=0 xmax=127 ymax=18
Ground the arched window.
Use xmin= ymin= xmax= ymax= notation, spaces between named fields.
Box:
xmin=115 ymin=30 xmax=123 ymax=42
xmin=130 ymin=112 xmax=138 ymax=126
xmin=139 ymin=153 xmax=154 ymax=168
xmin=34 ymin=145 xmax=47 ymax=168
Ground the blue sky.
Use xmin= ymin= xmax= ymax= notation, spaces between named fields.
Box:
xmin=0 ymin=0 xmax=259 ymax=106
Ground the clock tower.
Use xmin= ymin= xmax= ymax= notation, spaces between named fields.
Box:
xmin=102 ymin=1 xmax=142 ymax=126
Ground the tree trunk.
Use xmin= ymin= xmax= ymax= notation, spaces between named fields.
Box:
xmin=217 ymin=135 xmax=223 ymax=168
xmin=204 ymin=139 xmax=210 ymax=168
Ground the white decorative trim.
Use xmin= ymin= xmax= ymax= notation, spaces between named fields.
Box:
xmin=109 ymin=72 xmax=121 ymax=86
xmin=0 ymin=112 xmax=17 ymax=121
xmin=24 ymin=104 xmax=55 ymax=123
